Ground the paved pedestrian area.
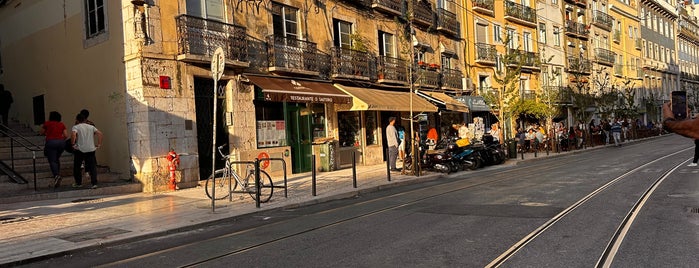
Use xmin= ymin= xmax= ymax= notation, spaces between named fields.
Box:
xmin=0 ymin=142 xmax=629 ymax=266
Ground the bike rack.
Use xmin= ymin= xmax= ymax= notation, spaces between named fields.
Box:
xmin=256 ymin=157 xmax=288 ymax=198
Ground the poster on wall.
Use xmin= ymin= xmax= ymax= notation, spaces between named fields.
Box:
xmin=257 ymin=120 xmax=287 ymax=148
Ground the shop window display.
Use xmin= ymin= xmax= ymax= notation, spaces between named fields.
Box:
xmin=310 ymin=104 xmax=326 ymax=141
xmin=365 ymin=111 xmax=378 ymax=145
xmin=255 ymin=101 xmax=286 ymax=148
xmin=338 ymin=111 xmax=361 ymax=147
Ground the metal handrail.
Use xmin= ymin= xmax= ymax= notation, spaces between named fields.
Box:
xmin=0 ymin=126 xmax=42 ymax=190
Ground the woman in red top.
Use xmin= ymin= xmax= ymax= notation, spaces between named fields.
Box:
xmin=40 ymin=111 xmax=69 ymax=188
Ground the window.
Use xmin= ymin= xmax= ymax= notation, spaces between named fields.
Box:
xmin=555 ymin=67 xmax=563 ymax=86
xmin=628 ymin=26 xmax=633 ymax=38
xmin=539 ymin=23 xmax=547 ymax=44
xmin=187 ymin=0 xmax=224 ymax=21
xmin=272 ymin=3 xmax=299 ymax=39
xmin=255 ymin=102 xmax=287 ymax=148
xmin=441 ymin=55 xmax=452 ymax=69
xmin=553 ymin=26 xmax=560 ymax=46
xmin=506 ymin=28 xmax=517 ymax=50
xmin=552 ymin=0 xmax=558 ymax=4
xmin=476 ymin=23 xmax=488 ymax=43
xmin=338 ymin=112 xmax=360 ymax=147
xmin=333 ymin=19 xmax=352 ymax=49
xmin=365 ymin=111 xmax=378 ymax=146
xmin=523 ymin=32 xmax=532 ymax=52
xmin=84 ymin=0 xmax=107 ymax=39
xmin=378 ymin=31 xmax=395 ymax=57
xmin=641 ymin=8 xmax=646 ymax=26
xmin=495 ymin=54 xmax=503 ymax=72
xmin=493 ymin=24 xmax=502 ymax=43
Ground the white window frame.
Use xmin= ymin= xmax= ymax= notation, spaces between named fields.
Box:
xmin=83 ymin=0 xmax=109 ymax=47
xmin=493 ymin=24 xmax=502 ymax=43
xmin=379 ymin=31 xmax=396 ymax=58
xmin=334 ymin=19 xmax=352 ymax=49
xmin=539 ymin=23 xmax=547 ymax=44
xmin=272 ymin=3 xmax=300 ymax=39
xmin=553 ymin=26 xmax=560 ymax=47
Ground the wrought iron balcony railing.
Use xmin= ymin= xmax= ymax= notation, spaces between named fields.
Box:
xmin=475 ymin=43 xmax=497 ymax=64
xmin=437 ymin=8 xmax=459 ymax=36
xmin=412 ymin=0 xmax=434 ymax=26
xmin=472 ymin=0 xmax=495 ymax=16
xmin=441 ymin=68 xmax=463 ymax=92
xmin=330 ymin=47 xmax=376 ymax=80
xmin=565 ymin=20 xmax=589 ymax=38
xmin=613 ymin=30 xmax=621 ymax=42
xmin=592 ymin=10 xmax=613 ymax=31
xmin=372 ymin=0 xmax=403 ymax=16
xmin=504 ymin=1 xmax=536 ymax=27
xmin=565 ymin=0 xmax=587 ymax=7
xmin=377 ymin=55 xmax=409 ymax=84
xmin=176 ymin=15 xmax=248 ymax=63
xmin=414 ymin=68 xmax=440 ymax=89
xmin=594 ymin=47 xmax=616 ymax=66
xmin=267 ymin=35 xmax=321 ymax=75
xmin=508 ymin=49 xmax=539 ymax=68
xmin=567 ymin=57 xmax=592 ymax=73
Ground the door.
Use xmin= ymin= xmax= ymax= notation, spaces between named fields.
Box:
xmin=286 ymin=104 xmax=312 ymax=173
xmin=194 ymin=77 xmax=227 ymax=180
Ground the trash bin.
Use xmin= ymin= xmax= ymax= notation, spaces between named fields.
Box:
xmin=507 ymin=139 xmax=517 ymax=159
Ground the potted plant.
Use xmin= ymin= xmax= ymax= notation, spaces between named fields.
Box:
xmin=428 ymin=63 xmax=440 ymax=69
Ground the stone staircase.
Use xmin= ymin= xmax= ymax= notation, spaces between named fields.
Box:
xmin=0 ymin=120 xmax=141 ymax=203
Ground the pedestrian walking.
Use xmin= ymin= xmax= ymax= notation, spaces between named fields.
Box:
xmin=39 ymin=111 xmax=69 ymax=188
xmin=71 ymin=113 xmax=103 ymax=188
xmin=611 ymin=119 xmax=622 ymax=146
xmin=0 ymin=84 xmax=13 ymax=135
xmin=397 ymin=125 xmax=405 ymax=161
xmin=386 ymin=116 xmax=400 ymax=172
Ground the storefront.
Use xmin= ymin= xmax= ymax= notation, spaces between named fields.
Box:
xmin=335 ymin=85 xmax=437 ymax=166
xmin=416 ymin=91 xmax=470 ymax=139
xmin=454 ymin=95 xmax=494 ymax=127
xmin=246 ymin=76 xmax=352 ymax=174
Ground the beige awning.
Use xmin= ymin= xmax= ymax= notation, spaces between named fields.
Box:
xmin=416 ymin=91 xmax=470 ymax=113
xmin=334 ymin=85 xmax=438 ymax=112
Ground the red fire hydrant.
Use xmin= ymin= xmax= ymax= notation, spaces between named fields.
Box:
xmin=166 ymin=149 xmax=180 ymax=190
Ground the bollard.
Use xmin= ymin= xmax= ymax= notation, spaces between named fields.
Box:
xmin=312 ymin=154 xmax=317 ymax=196
xmin=386 ymin=148 xmax=391 ymax=182
xmin=255 ymin=158 xmax=261 ymax=208
xmin=534 ymin=143 xmax=538 ymax=158
xmin=352 ymin=150 xmax=357 ymax=188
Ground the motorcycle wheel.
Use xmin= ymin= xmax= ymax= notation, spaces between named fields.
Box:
xmin=466 ymin=156 xmax=481 ymax=170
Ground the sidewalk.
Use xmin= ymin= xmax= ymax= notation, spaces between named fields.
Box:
xmin=0 ymin=142 xmax=619 ymax=266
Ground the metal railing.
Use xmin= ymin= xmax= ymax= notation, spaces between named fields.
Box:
xmin=504 ymin=1 xmax=536 ymax=25
xmin=565 ymin=20 xmax=588 ymax=37
xmin=475 ymin=42 xmax=497 ymax=63
xmin=508 ymin=49 xmax=539 ymax=67
xmin=592 ymin=10 xmax=613 ymax=31
xmin=412 ymin=0 xmax=434 ymax=26
xmin=0 ymin=127 xmax=42 ymax=190
xmin=437 ymin=8 xmax=459 ymax=36
xmin=267 ymin=35 xmax=321 ymax=73
xmin=176 ymin=15 xmax=248 ymax=62
xmin=372 ymin=0 xmax=403 ymax=15
xmin=472 ymin=0 xmax=495 ymax=13
xmin=377 ymin=55 xmax=409 ymax=83
xmin=414 ymin=68 xmax=440 ymax=88
xmin=441 ymin=68 xmax=463 ymax=91
xmin=567 ymin=57 xmax=592 ymax=73
xmin=594 ymin=47 xmax=616 ymax=65
xmin=331 ymin=47 xmax=377 ymax=79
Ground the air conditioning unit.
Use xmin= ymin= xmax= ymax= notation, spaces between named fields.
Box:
xmin=568 ymin=41 xmax=574 ymax=47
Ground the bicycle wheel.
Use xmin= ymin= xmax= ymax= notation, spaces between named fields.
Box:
xmin=244 ymin=170 xmax=274 ymax=203
xmin=205 ymin=169 xmax=231 ymax=200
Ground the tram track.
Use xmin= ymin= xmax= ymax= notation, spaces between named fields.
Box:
xmin=486 ymin=148 xmax=692 ymax=267
xmin=98 ymin=141 xmax=691 ymax=267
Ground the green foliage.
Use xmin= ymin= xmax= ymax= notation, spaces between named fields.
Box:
xmin=350 ymin=33 xmax=369 ymax=53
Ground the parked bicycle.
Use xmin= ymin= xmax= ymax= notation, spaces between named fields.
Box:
xmin=205 ymin=144 xmax=274 ymax=202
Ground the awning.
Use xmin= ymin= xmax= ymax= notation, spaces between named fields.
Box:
xmin=453 ymin=95 xmax=491 ymax=112
xmin=247 ymin=75 xmax=352 ymax=104
xmin=416 ymin=91 xmax=469 ymax=113
xmin=334 ymin=85 xmax=438 ymax=112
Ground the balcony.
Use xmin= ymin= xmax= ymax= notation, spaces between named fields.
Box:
xmin=441 ymin=68 xmax=464 ymax=92
xmin=567 ymin=57 xmax=592 ymax=74
xmin=545 ymin=86 xmax=573 ymax=104
xmin=613 ymin=30 xmax=621 ymax=43
xmin=372 ymin=0 xmax=403 ymax=17
xmin=522 ymin=90 xmax=536 ymax=100
xmin=437 ymin=8 xmax=459 ymax=36
xmin=330 ymin=47 xmax=376 ymax=81
xmin=508 ymin=49 xmax=540 ymax=69
xmin=340 ymin=0 xmax=372 ymax=8
xmin=412 ymin=0 xmax=434 ymax=27
xmin=475 ymin=43 xmax=497 ymax=65
xmin=565 ymin=20 xmax=589 ymax=39
xmin=594 ymin=47 xmax=616 ymax=66
xmin=176 ymin=15 xmax=249 ymax=67
xmin=565 ymin=0 xmax=587 ymax=8
xmin=377 ymin=56 xmax=409 ymax=85
xmin=472 ymin=0 xmax=495 ymax=16
xmin=267 ymin=35 xmax=321 ymax=76
xmin=413 ymin=68 xmax=440 ymax=89
xmin=504 ymin=1 xmax=537 ymax=28
xmin=637 ymin=68 xmax=644 ymax=78
xmin=591 ymin=11 xmax=613 ymax=32
xmin=635 ymin=38 xmax=642 ymax=50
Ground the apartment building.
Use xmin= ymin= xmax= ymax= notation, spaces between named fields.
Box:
xmin=0 ymin=0 xmax=468 ymax=191
xmin=678 ymin=3 xmax=699 ymax=94
xmin=639 ymin=0 xmax=679 ymax=101
xmin=537 ymin=0 xmax=568 ymax=121
xmin=608 ymin=0 xmax=642 ymax=96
